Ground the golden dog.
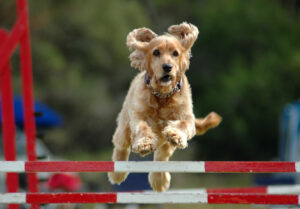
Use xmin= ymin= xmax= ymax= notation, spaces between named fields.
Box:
xmin=108 ymin=22 xmax=221 ymax=192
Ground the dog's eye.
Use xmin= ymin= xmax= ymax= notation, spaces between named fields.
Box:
xmin=153 ymin=49 xmax=160 ymax=56
xmin=173 ymin=50 xmax=179 ymax=57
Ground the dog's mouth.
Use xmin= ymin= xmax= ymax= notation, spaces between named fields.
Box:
xmin=160 ymin=74 xmax=172 ymax=83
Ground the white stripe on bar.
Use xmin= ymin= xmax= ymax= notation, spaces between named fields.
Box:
xmin=117 ymin=192 xmax=208 ymax=204
xmin=163 ymin=189 xmax=207 ymax=194
xmin=0 ymin=161 xmax=25 ymax=172
xmin=267 ymin=185 xmax=300 ymax=194
xmin=295 ymin=162 xmax=300 ymax=172
xmin=298 ymin=195 xmax=300 ymax=205
xmin=115 ymin=161 xmax=205 ymax=172
xmin=0 ymin=193 xmax=26 ymax=204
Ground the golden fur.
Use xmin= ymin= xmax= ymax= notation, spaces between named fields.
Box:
xmin=108 ymin=22 xmax=222 ymax=192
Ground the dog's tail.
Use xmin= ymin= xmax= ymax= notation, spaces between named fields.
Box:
xmin=195 ymin=112 xmax=222 ymax=136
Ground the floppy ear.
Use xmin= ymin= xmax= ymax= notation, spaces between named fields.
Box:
xmin=168 ymin=22 xmax=199 ymax=71
xmin=168 ymin=22 xmax=199 ymax=50
xmin=127 ymin=28 xmax=157 ymax=71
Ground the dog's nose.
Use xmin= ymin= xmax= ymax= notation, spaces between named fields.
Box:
xmin=162 ymin=63 xmax=173 ymax=73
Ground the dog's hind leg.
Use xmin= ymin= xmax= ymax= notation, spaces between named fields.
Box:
xmin=148 ymin=143 xmax=176 ymax=192
xmin=195 ymin=112 xmax=222 ymax=135
xmin=108 ymin=124 xmax=131 ymax=185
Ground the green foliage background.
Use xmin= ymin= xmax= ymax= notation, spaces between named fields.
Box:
xmin=1 ymin=0 xmax=300 ymax=160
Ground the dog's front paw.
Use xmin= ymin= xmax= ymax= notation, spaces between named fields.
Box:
xmin=132 ymin=137 xmax=157 ymax=156
xmin=163 ymin=127 xmax=187 ymax=149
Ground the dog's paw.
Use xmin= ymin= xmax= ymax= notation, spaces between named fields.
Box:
xmin=163 ymin=127 xmax=187 ymax=149
xmin=149 ymin=172 xmax=171 ymax=192
xmin=132 ymin=137 xmax=157 ymax=156
xmin=108 ymin=172 xmax=129 ymax=185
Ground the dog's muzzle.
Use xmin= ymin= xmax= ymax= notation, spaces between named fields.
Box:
xmin=145 ymin=72 xmax=182 ymax=99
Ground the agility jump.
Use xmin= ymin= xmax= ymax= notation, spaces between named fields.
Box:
xmin=1 ymin=161 xmax=300 ymax=205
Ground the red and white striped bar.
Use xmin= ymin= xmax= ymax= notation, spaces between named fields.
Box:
xmin=174 ymin=184 xmax=300 ymax=194
xmin=0 ymin=161 xmax=300 ymax=173
xmin=0 ymin=193 xmax=299 ymax=205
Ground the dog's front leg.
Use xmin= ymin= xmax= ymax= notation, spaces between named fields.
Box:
xmin=130 ymin=114 xmax=158 ymax=156
xmin=162 ymin=115 xmax=196 ymax=149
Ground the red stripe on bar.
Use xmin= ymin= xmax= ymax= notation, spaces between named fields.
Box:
xmin=205 ymin=161 xmax=296 ymax=173
xmin=26 ymin=161 xmax=115 ymax=172
xmin=208 ymin=194 xmax=299 ymax=205
xmin=207 ymin=186 xmax=267 ymax=194
xmin=27 ymin=193 xmax=117 ymax=204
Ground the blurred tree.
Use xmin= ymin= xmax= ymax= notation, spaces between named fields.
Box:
xmin=177 ymin=0 xmax=300 ymax=160
xmin=149 ymin=0 xmax=300 ymax=160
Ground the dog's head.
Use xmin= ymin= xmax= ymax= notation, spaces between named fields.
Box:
xmin=127 ymin=22 xmax=199 ymax=94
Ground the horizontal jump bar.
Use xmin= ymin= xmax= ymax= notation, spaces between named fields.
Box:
xmin=0 ymin=193 xmax=299 ymax=204
xmin=208 ymin=184 xmax=300 ymax=194
xmin=0 ymin=161 xmax=300 ymax=173
xmin=179 ymin=184 xmax=300 ymax=194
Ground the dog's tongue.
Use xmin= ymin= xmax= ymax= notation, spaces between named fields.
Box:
xmin=161 ymin=75 xmax=172 ymax=82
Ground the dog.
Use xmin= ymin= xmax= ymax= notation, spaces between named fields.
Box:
xmin=108 ymin=22 xmax=222 ymax=192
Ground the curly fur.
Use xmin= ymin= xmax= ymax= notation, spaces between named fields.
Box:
xmin=108 ymin=22 xmax=222 ymax=192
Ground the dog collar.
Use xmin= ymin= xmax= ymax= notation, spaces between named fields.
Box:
xmin=145 ymin=72 xmax=182 ymax=99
